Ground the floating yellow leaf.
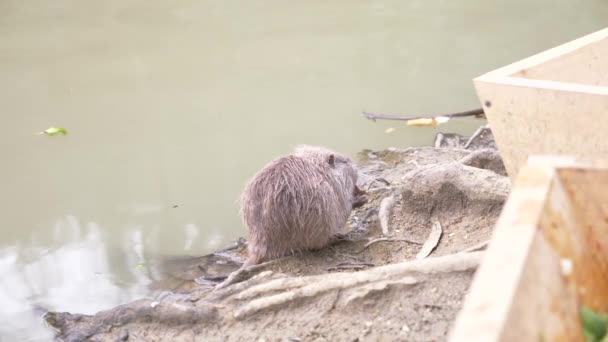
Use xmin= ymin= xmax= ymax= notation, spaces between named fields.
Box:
xmin=136 ymin=263 xmax=145 ymax=269
xmin=41 ymin=127 xmax=68 ymax=136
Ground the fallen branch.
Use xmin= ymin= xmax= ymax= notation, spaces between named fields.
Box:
xmin=362 ymin=108 xmax=485 ymax=122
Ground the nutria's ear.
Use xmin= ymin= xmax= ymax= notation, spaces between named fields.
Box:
xmin=327 ymin=154 xmax=335 ymax=167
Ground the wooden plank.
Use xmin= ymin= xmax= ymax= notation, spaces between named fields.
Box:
xmin=556 ymin=167 xmax=608 ymax=311
xmin=474 ymin=79 xmax=608 ymax=178
xmin=473 ymin=28 xmax=608 ymax=179
xmin=478 ymin=27 xmax=608 ymax=80
xmin=450 ymin=157 xmax=608 ymax=342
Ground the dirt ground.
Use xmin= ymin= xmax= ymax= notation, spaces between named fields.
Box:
xmin=46 ymin=125 xmax=511 ymax=342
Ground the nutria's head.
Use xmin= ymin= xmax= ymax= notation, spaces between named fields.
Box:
xmin=294 ymin=144 xmax=358 ymax=193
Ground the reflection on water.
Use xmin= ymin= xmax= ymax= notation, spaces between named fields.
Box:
xmin=0 ymin=214 xmax=215 ymax=340
xmin=1 ymin=0 xmax=608 ymax=339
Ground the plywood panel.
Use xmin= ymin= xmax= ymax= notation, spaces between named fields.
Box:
xmin=511 ymin=38 xmax=608 ymax=86
xmin=474 ymin=27 xmax=608 ymax=179
xmin=450 ymin=158 xmax=608 ymax=342
xmin=474 ymin=80 xmax=608 ymax=178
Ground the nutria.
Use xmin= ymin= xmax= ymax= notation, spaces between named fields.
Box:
xmin=240 ymin=145 xmax=367 ymax=266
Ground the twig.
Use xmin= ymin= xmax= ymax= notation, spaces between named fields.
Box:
xmin=336 ymin=261 xmax=375 ymax=267
xmin=326 ymin=261 xmax=375 ymax=272
xmin=464 ymin=123 xmax=490 ymax=149
xmin=362 ymin=108 xmax=485 ymax=122
xmin=460 ymin=240 xmax=490 ymax=253
xmin=333 ymin=251 xmax=365 ymax=262
xmin=366 ymin=178 xmax=390 ymax=191
xmin=356 ymin=237 xmax=423 ymax=254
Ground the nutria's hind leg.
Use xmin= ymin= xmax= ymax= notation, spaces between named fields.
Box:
xmin=332 ymin=233 xmax=349 ymax=241
xmin=328 ymin=232 xmax=354 ymax=246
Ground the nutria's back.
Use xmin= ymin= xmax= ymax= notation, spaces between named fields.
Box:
xmin=240 ymin=146 xmax=358 ymax=264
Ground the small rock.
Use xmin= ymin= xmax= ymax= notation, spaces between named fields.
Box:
xmin=364 ymin=321 xmax=373 ymax=328
xmin=401 ymin=324 xmax=410 ymax=333
xmin=119 ymin=330 xmax=129 ymax=341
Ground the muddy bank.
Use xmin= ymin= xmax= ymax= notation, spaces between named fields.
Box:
xmin=46 ymin=125 xmax=510 ymax=342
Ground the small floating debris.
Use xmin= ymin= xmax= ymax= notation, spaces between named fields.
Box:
xmin=39 ymin=127 xmax=68 ymax=136
xmin=385 ymin=127 xmax=396 ymax=134
xmin=135 ymin=263 xmax=145 ymax=269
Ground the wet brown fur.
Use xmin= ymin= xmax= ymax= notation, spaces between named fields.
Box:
xmin=240 ymin=145 xmax=360 ymax=265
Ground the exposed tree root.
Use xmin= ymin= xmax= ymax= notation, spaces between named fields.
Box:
xmin=212 ymin=257 xmax=287 ymax=291
xmin=226 ymin=251 xmax=483 ymax=319
xmin=378 ymin=195 xmax=396 ymax=235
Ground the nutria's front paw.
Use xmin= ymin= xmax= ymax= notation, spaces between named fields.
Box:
xmin=352 ymin=194 xmax=368 ymax=209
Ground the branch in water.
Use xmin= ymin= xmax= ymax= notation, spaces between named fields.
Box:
xmin=361 ymin=108 xmax=485 ymax=122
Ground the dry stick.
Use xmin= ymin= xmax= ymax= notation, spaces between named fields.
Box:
xmin=460 ymin=240 xmax=490 ymax=253
xmin=326 ymin=262 xmax=375 ymax=272
xmin=366 ymin=178 xmax=390 ymax=192
xmin=362 ymin=108 xmax=485 ymax=122
xmin=356 ymin=237 xmax=423 ymax=254
xmin=464 ymin=123 xmax=490 ymax=149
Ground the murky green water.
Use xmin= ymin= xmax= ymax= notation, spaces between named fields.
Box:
xmin=1 ymin=0 xmax=607 ymax=339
